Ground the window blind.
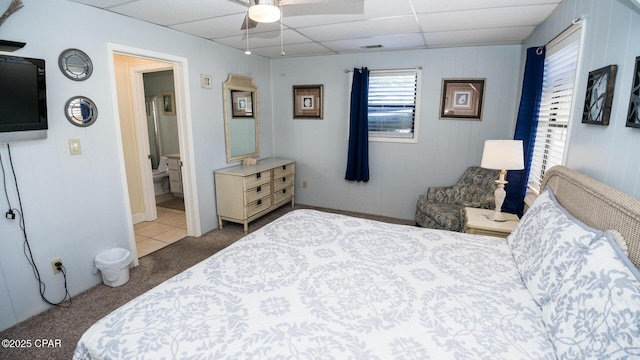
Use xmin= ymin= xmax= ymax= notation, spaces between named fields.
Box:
xmin=528 ymin=24 xmax=582 ymax=192
xmin=367 ymin=69 xmax=418 ymax=139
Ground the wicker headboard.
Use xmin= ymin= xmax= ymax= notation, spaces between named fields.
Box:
xmin=541 ymin=166 xmax=640 ymax=271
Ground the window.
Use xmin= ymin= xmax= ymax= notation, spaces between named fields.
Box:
xmin=528 ymin=23 xmax=582 ymax=192
xmin=367 ymin=69 xmax=421 ymax=142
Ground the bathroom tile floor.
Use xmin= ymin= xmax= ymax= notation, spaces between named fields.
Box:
xmin=134 ymin=198 xmax=187 ymax=258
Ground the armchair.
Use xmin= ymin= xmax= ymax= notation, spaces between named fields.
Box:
xmin=415 ymin=166 xmax=499 ymax=232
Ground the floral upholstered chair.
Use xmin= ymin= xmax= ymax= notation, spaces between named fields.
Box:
xmin=415 ymin=166 xmax=499 ymax=232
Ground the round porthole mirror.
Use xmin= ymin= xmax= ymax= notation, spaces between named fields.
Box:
xmin=65 ymin=96 xmax=98 ymax=127
xmin=58 ymin=48 xmax=93 ymax=81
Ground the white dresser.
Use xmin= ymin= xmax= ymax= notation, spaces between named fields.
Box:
xmin=214 ymin=158 xmax=295 ymax=233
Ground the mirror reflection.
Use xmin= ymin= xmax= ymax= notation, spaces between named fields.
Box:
xmin=58 ymin=48 xmax=93 ymax=81
xmin=65 ymin=96 xmax=98 ymax=127
xmin=223 ymin=74 xmax=259 ymax=163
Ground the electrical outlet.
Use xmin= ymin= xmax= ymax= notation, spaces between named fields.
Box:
xmin=302 ymin=180 xmax=307 ymax=189
xmin=51 ymin=258 xmax=63 ymax=275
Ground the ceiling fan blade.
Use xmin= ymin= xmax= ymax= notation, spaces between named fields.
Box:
xmin=240 ymin=14 xmax=258 ymax=30
xmin=279 ymin=0 xmax=362 ymax=5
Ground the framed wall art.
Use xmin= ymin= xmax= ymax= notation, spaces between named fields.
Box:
xmin=626 ymin=56 xmax=640 ymax=128
xmin=582 ymin=64 xmax=617 ymax=125
xmin=161 ymin=91 xmax=176 ymax=116
xmin=231 ymin=90 xmax=253 ymax=117
xmin=440 ymin=78 xmax=485 ymax=120
xmin=293 ymin=84 xmax=323 ymax=119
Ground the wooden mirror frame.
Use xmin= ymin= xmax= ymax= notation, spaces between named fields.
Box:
xmin=222 ymin=74 xmax=259 ymax=163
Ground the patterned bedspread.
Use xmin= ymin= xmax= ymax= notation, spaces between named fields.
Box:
xmin=74 ymin=209 xmax=554 ymax=359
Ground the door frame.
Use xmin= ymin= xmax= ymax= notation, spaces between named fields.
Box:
xmin=130 ymin=63 xmax=173 ymax=224
xmin=107 ymin=43 xmax=202 ymax=265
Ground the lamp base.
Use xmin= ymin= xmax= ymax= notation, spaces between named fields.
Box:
xmin=488 ymin=209 xmax=508 ymax=222
xmin=491 ymin=169 xmax=508 ymax=222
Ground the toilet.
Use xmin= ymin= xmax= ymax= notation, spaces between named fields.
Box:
xmin=152 ymin=156 xmax=170 ymax=195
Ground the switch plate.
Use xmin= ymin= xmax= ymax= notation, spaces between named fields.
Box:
xmin=69 ymin=139 xmax=81 ymax=155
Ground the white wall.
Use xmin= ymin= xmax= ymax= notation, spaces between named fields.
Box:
xmin=271 ymin=46 xmax=523 ymax=219
xmin=523 ymin=0 xmax=640 ymax=199
xmin=0 ymin=0 xmax=272 ymax=331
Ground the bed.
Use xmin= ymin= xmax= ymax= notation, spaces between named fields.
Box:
xmin=74 ymin=166 xmax=640 ymax=359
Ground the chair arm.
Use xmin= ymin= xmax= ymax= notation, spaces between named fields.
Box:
xmin=461 ymin=201 xmax=485 ymax=208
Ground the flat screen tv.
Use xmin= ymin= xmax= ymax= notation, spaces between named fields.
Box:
xmin=0 ymin=55 xmax=48 ymax=143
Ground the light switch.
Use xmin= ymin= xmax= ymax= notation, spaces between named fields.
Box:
xmin=69 ymin=139 xmax=82 ymax=155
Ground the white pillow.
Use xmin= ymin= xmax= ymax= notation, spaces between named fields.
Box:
xmin=542 ymin=231 xmax=640 ymax=359
xmin=507 ymin=188 xmax=601 ymax=306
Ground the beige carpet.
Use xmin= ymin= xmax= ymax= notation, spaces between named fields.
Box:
xmin=0 ymin=205 xmax=412 ymax=360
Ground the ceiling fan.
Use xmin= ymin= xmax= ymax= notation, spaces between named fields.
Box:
xmin=232 ymin=0 xmax=365 ymax=30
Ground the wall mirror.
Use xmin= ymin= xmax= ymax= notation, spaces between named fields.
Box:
xmin=65 ymin=96 xmax=98 ymax=127
xmin=58 ymin=48 xmax=93 ymax=81
xmin=222 ymin=74 xmax=259 ymax=163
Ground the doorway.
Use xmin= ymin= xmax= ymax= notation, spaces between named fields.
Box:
xmin=107 ymin=44 xmax=201 ymax=265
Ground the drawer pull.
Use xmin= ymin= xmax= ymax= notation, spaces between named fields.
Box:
xmin=282 ymin=177 xmax=286 ymax=182
xmin=256 ymin=173 xmax=261 ymax=179
xmin=257 ymin=185 xmax=261 ymax=192
xmin=257 ymin=199 xmax=262 ymax=206
xmin=282 ymin=165 xmax=286 ymax=170
xmin=282 ymin=188 xmax=286 ymax=194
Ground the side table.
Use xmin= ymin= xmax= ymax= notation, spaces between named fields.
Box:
xmin=465 ymin=207 xmax=520 ymax=238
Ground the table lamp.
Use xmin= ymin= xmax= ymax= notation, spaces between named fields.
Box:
xmin=480 ymin=140 xmax=524 ymax=221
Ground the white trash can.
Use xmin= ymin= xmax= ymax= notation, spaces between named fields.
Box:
xmin=94 ymin=248 xmax=132 ymax=287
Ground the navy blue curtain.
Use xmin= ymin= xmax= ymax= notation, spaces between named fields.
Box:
xmin=503 ymin=47 xmax=545 ymax=217
xmin=345 ymin=67 xmax=370 ymax=182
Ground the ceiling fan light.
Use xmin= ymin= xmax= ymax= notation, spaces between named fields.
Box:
xmin=248 ymin=3 xmax=280 ymax=23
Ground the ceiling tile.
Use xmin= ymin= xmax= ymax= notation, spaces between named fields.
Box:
xmin=417 ymin=5 xmax=559 ymax=32
xmin=250 ymin=42 xmax=335 ymax=58
xmin=171 ymin=14 xmax=283 ymax=40
xmin=321 ymin=33 xmax=425 ymax=53
xmin=297 ymin=16 xmax=420 ymax=42
xmin=424 ymin=26 xmax=536 ymax=47
xmin=282 ymin=0 xmax=413 ymax=28
xmin=412 ymin=0 xmax=561 ymax=13
xmin=109 ymin=0 xmax=244 ymax=26
xmin=215 ymin=29 xmax=312 ymax=50
xmin=69 ymin=0 xmax=132 ymax=7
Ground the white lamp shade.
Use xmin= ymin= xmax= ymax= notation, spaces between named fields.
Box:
xmin=249 ymin=0 xmax=281 ymax=23
xmin=481 ymin=140 xmax=524 ymax=170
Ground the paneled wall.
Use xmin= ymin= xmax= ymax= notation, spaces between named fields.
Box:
xmin=0 ymin=0 xmax=272 ymax=331
xmin=271 ymin=46 xmax=523 ymax=220
xmin=524 ymin=0 xmax=640 ymax=199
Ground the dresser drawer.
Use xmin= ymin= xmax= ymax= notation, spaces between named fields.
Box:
xmin=247 ymin=195 xmax=271 ymax=218
xmin=244 ymin=170 xmax=271 ymax=189
xmin=246 ymin=183 xmax=271 ymax=204
xmin=273 ymin=163 xmax=294 ymax=178
xmin=274 ymin=186 xmax=293 ymax=204
xmin=274 ymin=174 xmax=294 ymax=192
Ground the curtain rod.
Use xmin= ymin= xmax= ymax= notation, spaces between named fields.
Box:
xmin=344 ymin=66 xmax=422 ymax=73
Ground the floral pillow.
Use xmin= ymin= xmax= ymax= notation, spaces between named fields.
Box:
xmin=542 ymin=232 xmax=640 ymax=359
xmin=507 ymin=188 xmax=601 ymax=306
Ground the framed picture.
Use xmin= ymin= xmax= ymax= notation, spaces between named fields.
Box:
xmin=582 ymin=64 xmax=617 ymax=125
xmin=231 ymin=90 xmax=254 ymax=117
xmin=161 ymin=91 xmax=176 ymax=116
xmin=293 ymin=84 xmax=323 ymax=119
xmin=626 ymin=56 xmax=640 ymax=128
xmin=439 ymin=79 xmax=485 ymax=120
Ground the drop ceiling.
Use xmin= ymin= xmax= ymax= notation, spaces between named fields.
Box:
xmin=68 ymin=0 xmax=563 ymax=59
